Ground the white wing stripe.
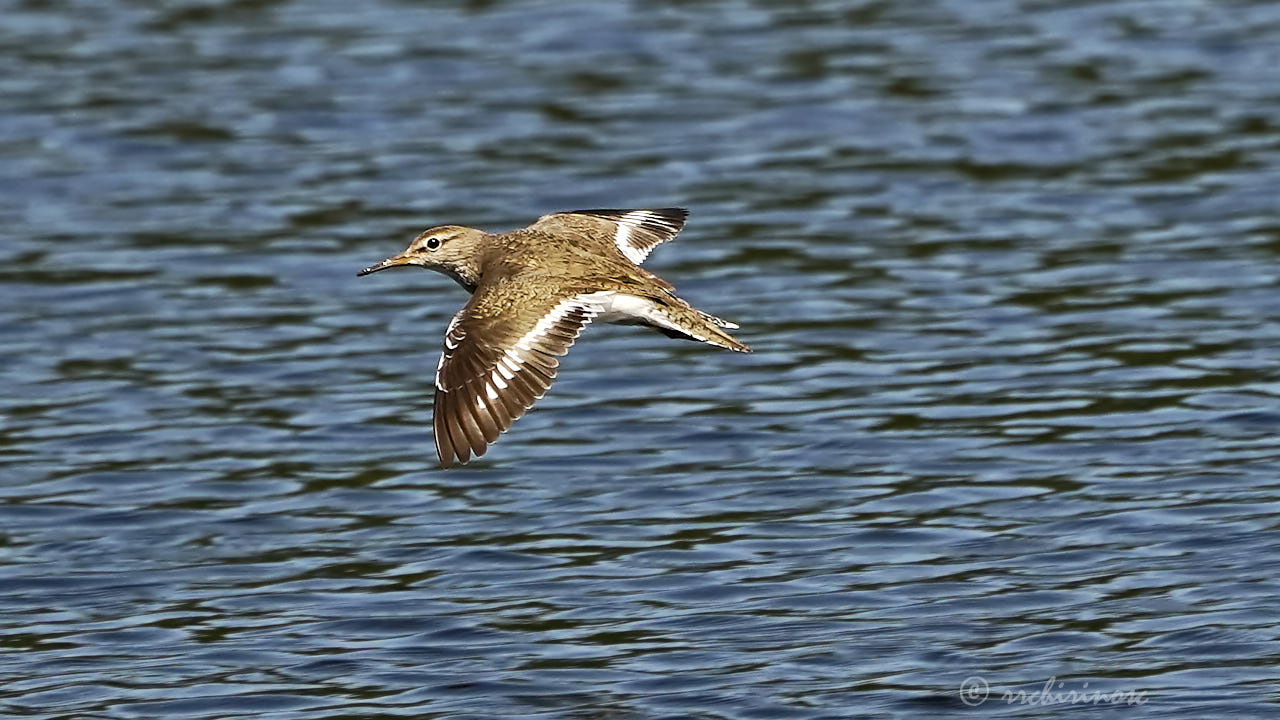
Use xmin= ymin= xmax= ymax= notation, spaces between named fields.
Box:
xmin=619 ymin=210 xmax=654 ymax=227
xmin=510 ymin=294 xmax=607 ymax=354
xmin=495 ymin=360 xmax=516 ymax=380
xmin=437 ymin=311 xmax=467 ymax=390
xmin=611 ymin=210 xmax=680 ymax=263
xmin=614 ymin=222 xmax=638 ymax=262
xmin=437 ymin=293 xmax=608 ymax=396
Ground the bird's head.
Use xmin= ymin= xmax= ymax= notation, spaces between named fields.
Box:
xmin=358 ymin=225 xmax=488 ymax=290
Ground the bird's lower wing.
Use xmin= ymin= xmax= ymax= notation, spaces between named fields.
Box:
xmin=432 ymin=290 xmax=609 ymax=467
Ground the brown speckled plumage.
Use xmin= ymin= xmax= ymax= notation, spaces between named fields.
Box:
xmin=359 ymin=208 xmax=749 ymax=468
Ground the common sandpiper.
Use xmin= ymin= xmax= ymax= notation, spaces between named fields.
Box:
xmin=359 ymin=208 xmax=750 ymax=467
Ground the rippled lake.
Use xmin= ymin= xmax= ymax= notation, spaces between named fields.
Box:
xmin=3 ymin=1 xmax=1280 ymax=717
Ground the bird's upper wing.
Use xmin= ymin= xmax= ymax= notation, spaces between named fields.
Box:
xmin=532 ymin=208 xmax=688 ymax=264
xmin=432 ymin=288 xmax=610 ymax=467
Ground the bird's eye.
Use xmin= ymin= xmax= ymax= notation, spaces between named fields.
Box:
xmin=425 ymin=237 xmax=441 ymax=250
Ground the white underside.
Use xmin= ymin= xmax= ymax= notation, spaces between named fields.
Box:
xmin=595 ymin=292 xmax=650 ymax=323
xmin=595 ymin=292 xmax=705 ymax=339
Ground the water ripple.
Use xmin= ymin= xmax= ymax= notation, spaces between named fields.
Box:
xmin=3 ymin=0 xmax=1280 ymax=718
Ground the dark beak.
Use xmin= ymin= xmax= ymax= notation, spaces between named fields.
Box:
xmin=357 ymin=254 xmax=411 ymax=277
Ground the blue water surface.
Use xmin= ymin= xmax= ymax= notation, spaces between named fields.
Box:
xmin=2 ymin=1 xmax=1279 ymax=717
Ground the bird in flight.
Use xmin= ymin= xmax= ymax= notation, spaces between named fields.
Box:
xmin=359 ymin=208 xmax=750 ymax=467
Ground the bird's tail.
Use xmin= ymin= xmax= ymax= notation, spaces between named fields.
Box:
xmin=656 ymin=300 xmax=752 ymax=353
